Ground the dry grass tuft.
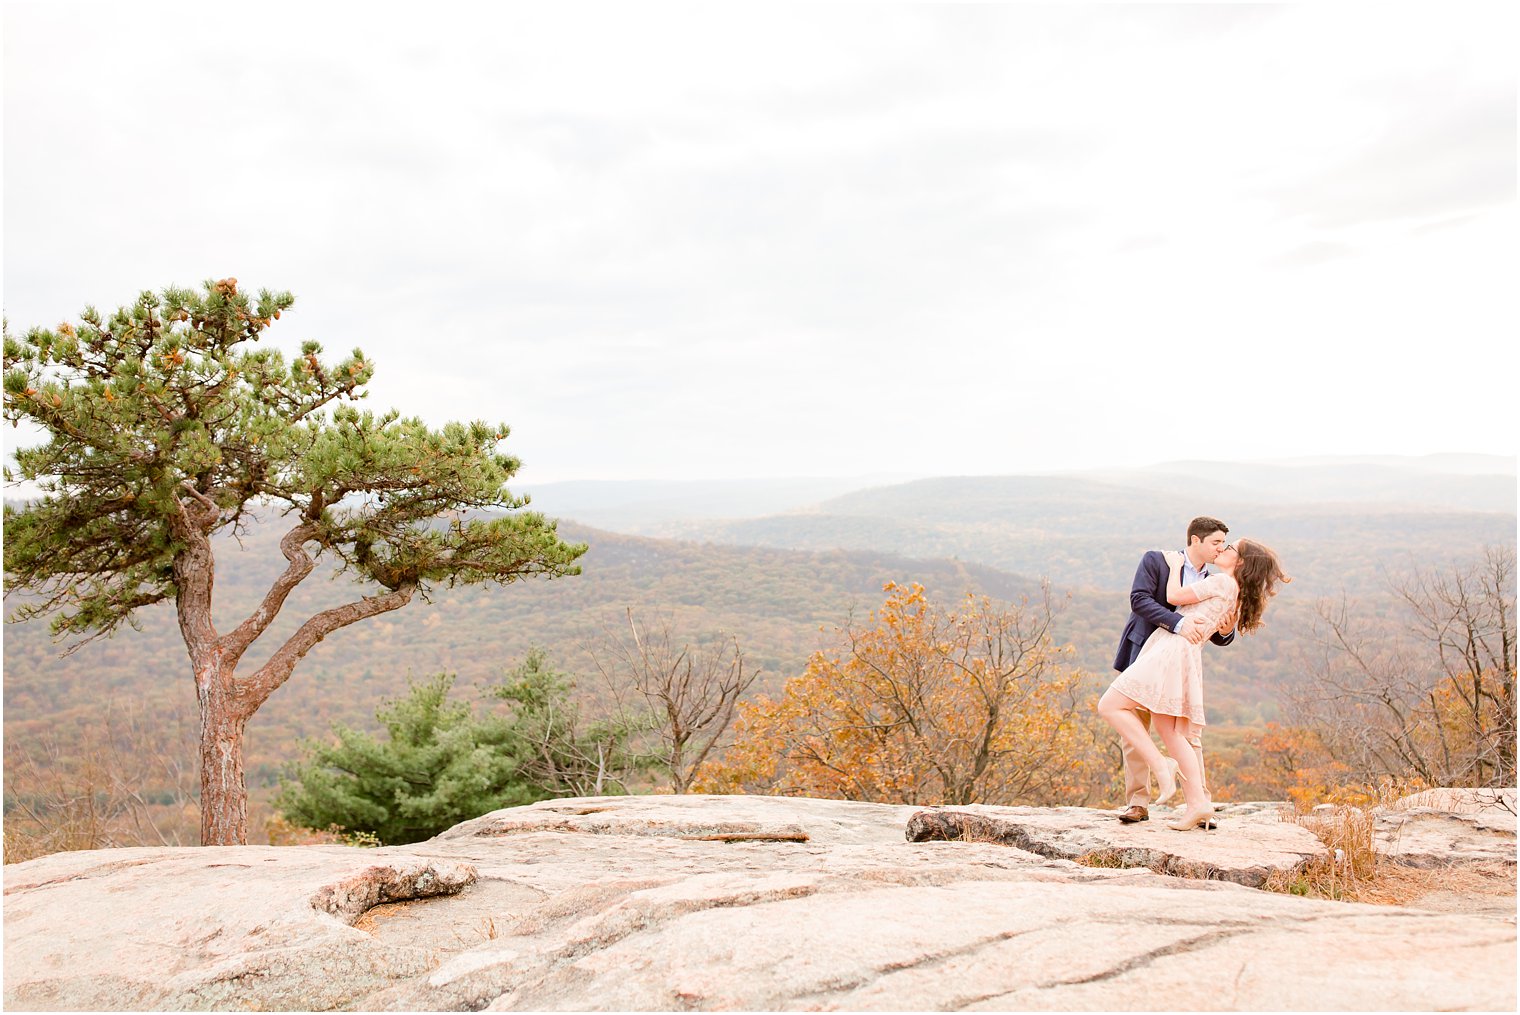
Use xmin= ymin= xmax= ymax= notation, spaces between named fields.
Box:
xmin=1263 ymin=802 xmax=1431 ymax=903
xmin=955 ymin=827 xmax=1004 ymax=845
xmin=265 ymin=815 xmax=380 ymax=848
xmin=1074 ymin=849 xmax=1128 ymax=869
xmin=1356 ymin=860 xmax=1515 ymax=909
xmin=1262 ymin=804 xmax=1381 ymax=901
xmin=1262 ymin=802 xmax=1516 ymax=907
xmin=3 ymin=825 xmax=101 ymax=865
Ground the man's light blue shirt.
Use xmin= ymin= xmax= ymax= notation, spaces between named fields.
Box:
xmin=1172 ymin=551 xmax=1209 ymax=633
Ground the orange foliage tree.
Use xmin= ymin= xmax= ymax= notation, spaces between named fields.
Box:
xmin=694 ymin=582 xmax=1110 ymax=805
xmin=1243 ymin=722 xmax=1423 ymax=809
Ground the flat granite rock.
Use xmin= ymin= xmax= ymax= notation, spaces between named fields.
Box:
xmin=4 ymin=795 xmax=1514 ymax=1012
xmin=2 ymin=847 xmax=478 ymax=1011
xmin=1373 ymin=787 xmax=1518 ymax=869
xmin=1391 ymin=787 xmax=1517 ymax=815
xmin=437 ymin=793 xmax=919 ymax=846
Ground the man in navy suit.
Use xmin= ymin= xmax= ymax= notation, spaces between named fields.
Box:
xmin=1112 ymin=515 xmax=1236 ymax=823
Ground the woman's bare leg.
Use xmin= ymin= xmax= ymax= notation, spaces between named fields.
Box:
xmin=1098 ymin=687 xmax=1171 ymax=796
xmin=1153 ymin=714 xmax=1209 ymax=812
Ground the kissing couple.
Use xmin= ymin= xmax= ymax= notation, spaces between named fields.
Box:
xmin=1098 ymin=516 xmax=1291 ymax=830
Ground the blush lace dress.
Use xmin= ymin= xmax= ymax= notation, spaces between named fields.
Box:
xmin=1108 ymin=572 xmax=1238 ymax=733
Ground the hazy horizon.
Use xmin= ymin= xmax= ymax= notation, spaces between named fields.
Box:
xmin=515 ymin=450 xmax=1518 ymax=485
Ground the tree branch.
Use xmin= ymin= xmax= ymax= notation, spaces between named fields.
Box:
xmin=219 ymin=521 xmax=320 ymax=665
xmin=169 ymin=483 xmax=220 ymax=656
xmin=238 ymin=583 xmax=416 ymax=717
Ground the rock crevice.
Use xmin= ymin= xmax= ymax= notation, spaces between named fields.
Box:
xmin=905 ymin=803 xmax=1323 ymax=887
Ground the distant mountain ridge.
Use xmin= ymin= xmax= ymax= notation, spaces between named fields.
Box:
xmin=516 ymin=455 xmax=1514 ymax=540
xmin=611 ymin=460 xmax=1513 ymax=594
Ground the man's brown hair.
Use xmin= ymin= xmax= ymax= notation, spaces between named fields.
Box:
xmin=1186 ymin=516 xmax=1229 ymax=545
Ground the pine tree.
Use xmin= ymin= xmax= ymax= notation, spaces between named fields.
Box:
xmin=3 ymin=279 xmax=587 ymax=844
xmin=274 ymin=673 xmax=543 ymax=845
xmin=275 ymin=652 xmax=650 ymax=843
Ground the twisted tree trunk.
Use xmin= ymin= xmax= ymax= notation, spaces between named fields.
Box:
xmin=173 ymin=499 xmax=416 ymax=845
xmin=197 ymin=660 xmax=250 ymax=845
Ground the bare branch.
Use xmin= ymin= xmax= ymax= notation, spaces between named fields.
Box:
xmin=596 ymin=610 xmax=759 ymax=793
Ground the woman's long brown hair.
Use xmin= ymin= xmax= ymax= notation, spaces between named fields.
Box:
xmin=1234 ymin=538 xmax=1291 ymax=634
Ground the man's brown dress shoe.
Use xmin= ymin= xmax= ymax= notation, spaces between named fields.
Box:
xmin=1118 ymin=805 xmax=1149 ymax=823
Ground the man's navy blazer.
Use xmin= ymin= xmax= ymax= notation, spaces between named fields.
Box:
xmin=1113 ymin=550 xmax=1235 ymax=672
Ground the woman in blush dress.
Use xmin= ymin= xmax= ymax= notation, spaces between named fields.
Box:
xmin=1098 ymin=539 xmax=1291 ymax=830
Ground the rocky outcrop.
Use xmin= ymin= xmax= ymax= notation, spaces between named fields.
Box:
xmin=2 ymin=849 xmax=478 ymax=1011
xmin=905 ymin=801 xmax=1315 ymax=887
xmin=5 ymin=795 xmax=1515 ymax=1011
xmin=1373 ymin=787 xmax=1518 ymax=869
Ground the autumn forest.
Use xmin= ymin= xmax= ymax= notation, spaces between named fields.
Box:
xmin=4 ymin=455 xmax=1515 ymax=853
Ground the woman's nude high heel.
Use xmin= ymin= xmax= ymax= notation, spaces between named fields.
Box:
xmin=1152 ymin=758 xmax=1184 ymax=806
xmin=1166 ymin=800 xmax=1215 ymax=831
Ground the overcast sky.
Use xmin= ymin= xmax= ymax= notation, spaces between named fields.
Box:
xmin=4 ymin=2 xmax=1515 ymax=484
